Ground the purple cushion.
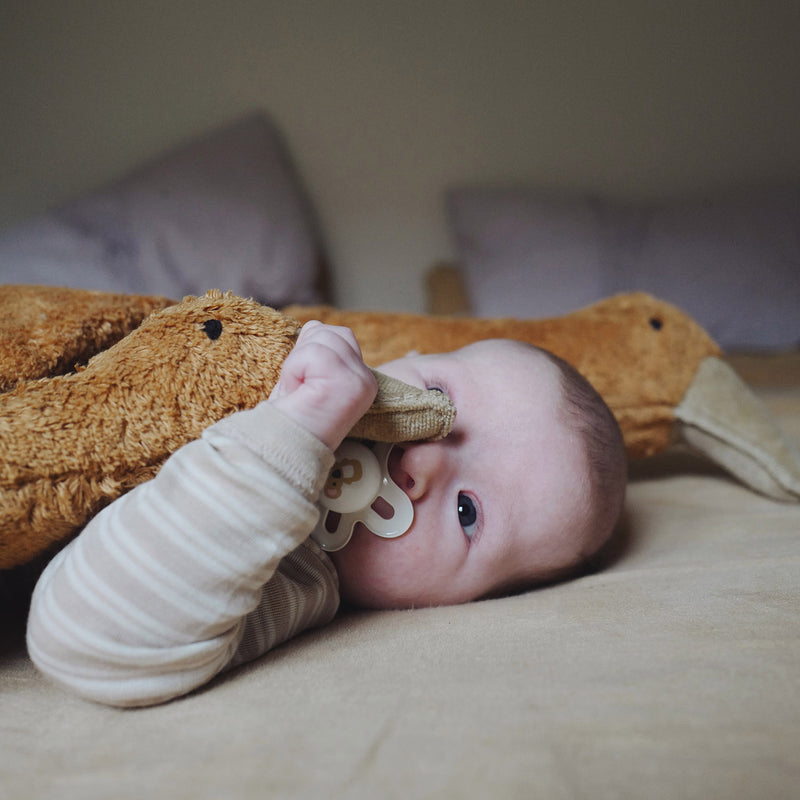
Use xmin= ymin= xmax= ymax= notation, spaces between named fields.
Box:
xmin=611 ymin=186 xmax=800 ymax=350
xmin=0 ymin=113 xmax=326 ymax=306
xmin=447 ymin=184 xmax=800 ymax=350
xmin=447 ymin=188 xmax=613 ymax=319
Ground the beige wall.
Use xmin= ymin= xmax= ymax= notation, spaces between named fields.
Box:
xmin=2 ymin=1 xmax=799 ymax=311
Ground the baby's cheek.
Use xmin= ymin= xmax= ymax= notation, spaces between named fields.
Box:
xmin=334 ymin=530 xmax=425 ymax=609
xmin=331 ymin=527 xmax=387 ymax=595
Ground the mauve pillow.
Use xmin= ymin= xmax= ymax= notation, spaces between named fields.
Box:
xmin=446 ymin=187 xmax=613 ymax=319
xmin=0 ymin=113 xmax=327 ymax=306
xmin=610 ymin=185 xmax=800 ymax=351
xmin=447 ymin=184 xmax=800 ymax=350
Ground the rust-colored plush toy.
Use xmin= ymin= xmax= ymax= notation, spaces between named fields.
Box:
xmin=2 ymin=285 xmax=799 ymax=572
xmin=0 ymin=287 xmax=454 ymax=569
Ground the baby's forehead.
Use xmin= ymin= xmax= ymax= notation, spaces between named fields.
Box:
xmin=456 ymin=339 xmax=555 ymax=375
xmin=459 ymin=337 xmax=542 ymax=357
xmin=455 ymin=339 xmax=538 ymax=358
xmin=453 ymin=340 xmax=566 ymax=426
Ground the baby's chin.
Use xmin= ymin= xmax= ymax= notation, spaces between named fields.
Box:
xmin=327 ymin=525 xmax=427 ymax=609
xmin=328 ymin=529 xmax=480 ymax=610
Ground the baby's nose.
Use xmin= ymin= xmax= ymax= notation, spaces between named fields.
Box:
xmin=388 ymin=446 xmax=413 ymax=494
xmin=389 ymin=442 xmax=444 ymax=502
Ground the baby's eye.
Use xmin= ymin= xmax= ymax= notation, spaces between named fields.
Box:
xmin=425 ymin=379 xmax=450 ymax=397
xmin=457 ymin=492 xmax=478 ymax=539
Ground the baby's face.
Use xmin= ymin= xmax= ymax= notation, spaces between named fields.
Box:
xmin=329 ymin=340 xmax=592 ymax=609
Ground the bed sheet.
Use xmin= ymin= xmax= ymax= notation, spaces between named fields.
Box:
xmin=1 ymin=368 xmax=798 ymax=800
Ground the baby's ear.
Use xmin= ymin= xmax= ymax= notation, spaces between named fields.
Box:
xmin=349 ymin=369 xmax=455 ymax=443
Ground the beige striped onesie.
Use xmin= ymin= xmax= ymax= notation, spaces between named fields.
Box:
xmin=26 ymin=402 xmax=340 ymax=707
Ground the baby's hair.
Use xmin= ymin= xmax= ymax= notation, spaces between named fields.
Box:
xmin=536 ymin=346 xmax=627 ymax=569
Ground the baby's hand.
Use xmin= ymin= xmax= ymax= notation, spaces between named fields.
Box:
xmin=269 ymin=321 xmax=378 ymax=451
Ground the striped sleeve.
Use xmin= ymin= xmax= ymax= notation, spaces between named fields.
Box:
xmin=230 ymin=540 xmax=338 ymax=669
xmin=26 ymin=403 xmax=338 ymax=707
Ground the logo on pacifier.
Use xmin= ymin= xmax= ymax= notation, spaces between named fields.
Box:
xmin=324 ymin=458 xmax=362 ymax=500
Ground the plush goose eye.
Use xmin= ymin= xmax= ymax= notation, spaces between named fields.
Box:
xmin=202 ymin=319 xmax=223 ymax=340
xmin=458 ymin=492 xmax=478 ymax=539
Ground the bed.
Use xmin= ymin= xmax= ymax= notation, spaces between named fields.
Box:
xmin=1 ymin=115 xmax=799 ymax=799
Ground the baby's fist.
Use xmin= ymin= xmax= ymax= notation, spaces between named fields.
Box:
xmin=269 ymin=321 xmax=377 ymax=451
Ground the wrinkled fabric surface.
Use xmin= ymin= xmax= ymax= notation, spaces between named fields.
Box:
xmin=1 ymin=377 xmax=798 ymax=800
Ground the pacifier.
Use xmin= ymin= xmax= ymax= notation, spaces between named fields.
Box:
xmin=311 ymin=440 xmax=413 ymax=552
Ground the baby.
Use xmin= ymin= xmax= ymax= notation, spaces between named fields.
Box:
xmin=27 ymin=321 xmax=626 ymax=706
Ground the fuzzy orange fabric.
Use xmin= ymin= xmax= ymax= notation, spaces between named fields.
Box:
xmin=286 ymin=293 xmax=721 ymax=460
xmin=1 ymin=291 xmax=297 ymax=567
xmin=0 ymin=284 xmax=174 ymax=393
xmin=0 ymin=286 xmax=721 ymax=570
xmin=4 ymin=284 xmax=796 ymax=573
xmin=0 ymin=289 xmax=454 ymax=569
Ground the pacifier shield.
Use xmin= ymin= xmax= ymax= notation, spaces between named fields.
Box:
xmin=311 ymin=441 xmax=414 ymax=551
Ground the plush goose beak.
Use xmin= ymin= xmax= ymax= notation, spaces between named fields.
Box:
xmin=674 ymin=356 xmax=800 ymax=501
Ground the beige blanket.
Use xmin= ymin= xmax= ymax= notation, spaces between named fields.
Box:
xmin=1 ymin=376 xmax=799 ymax=799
